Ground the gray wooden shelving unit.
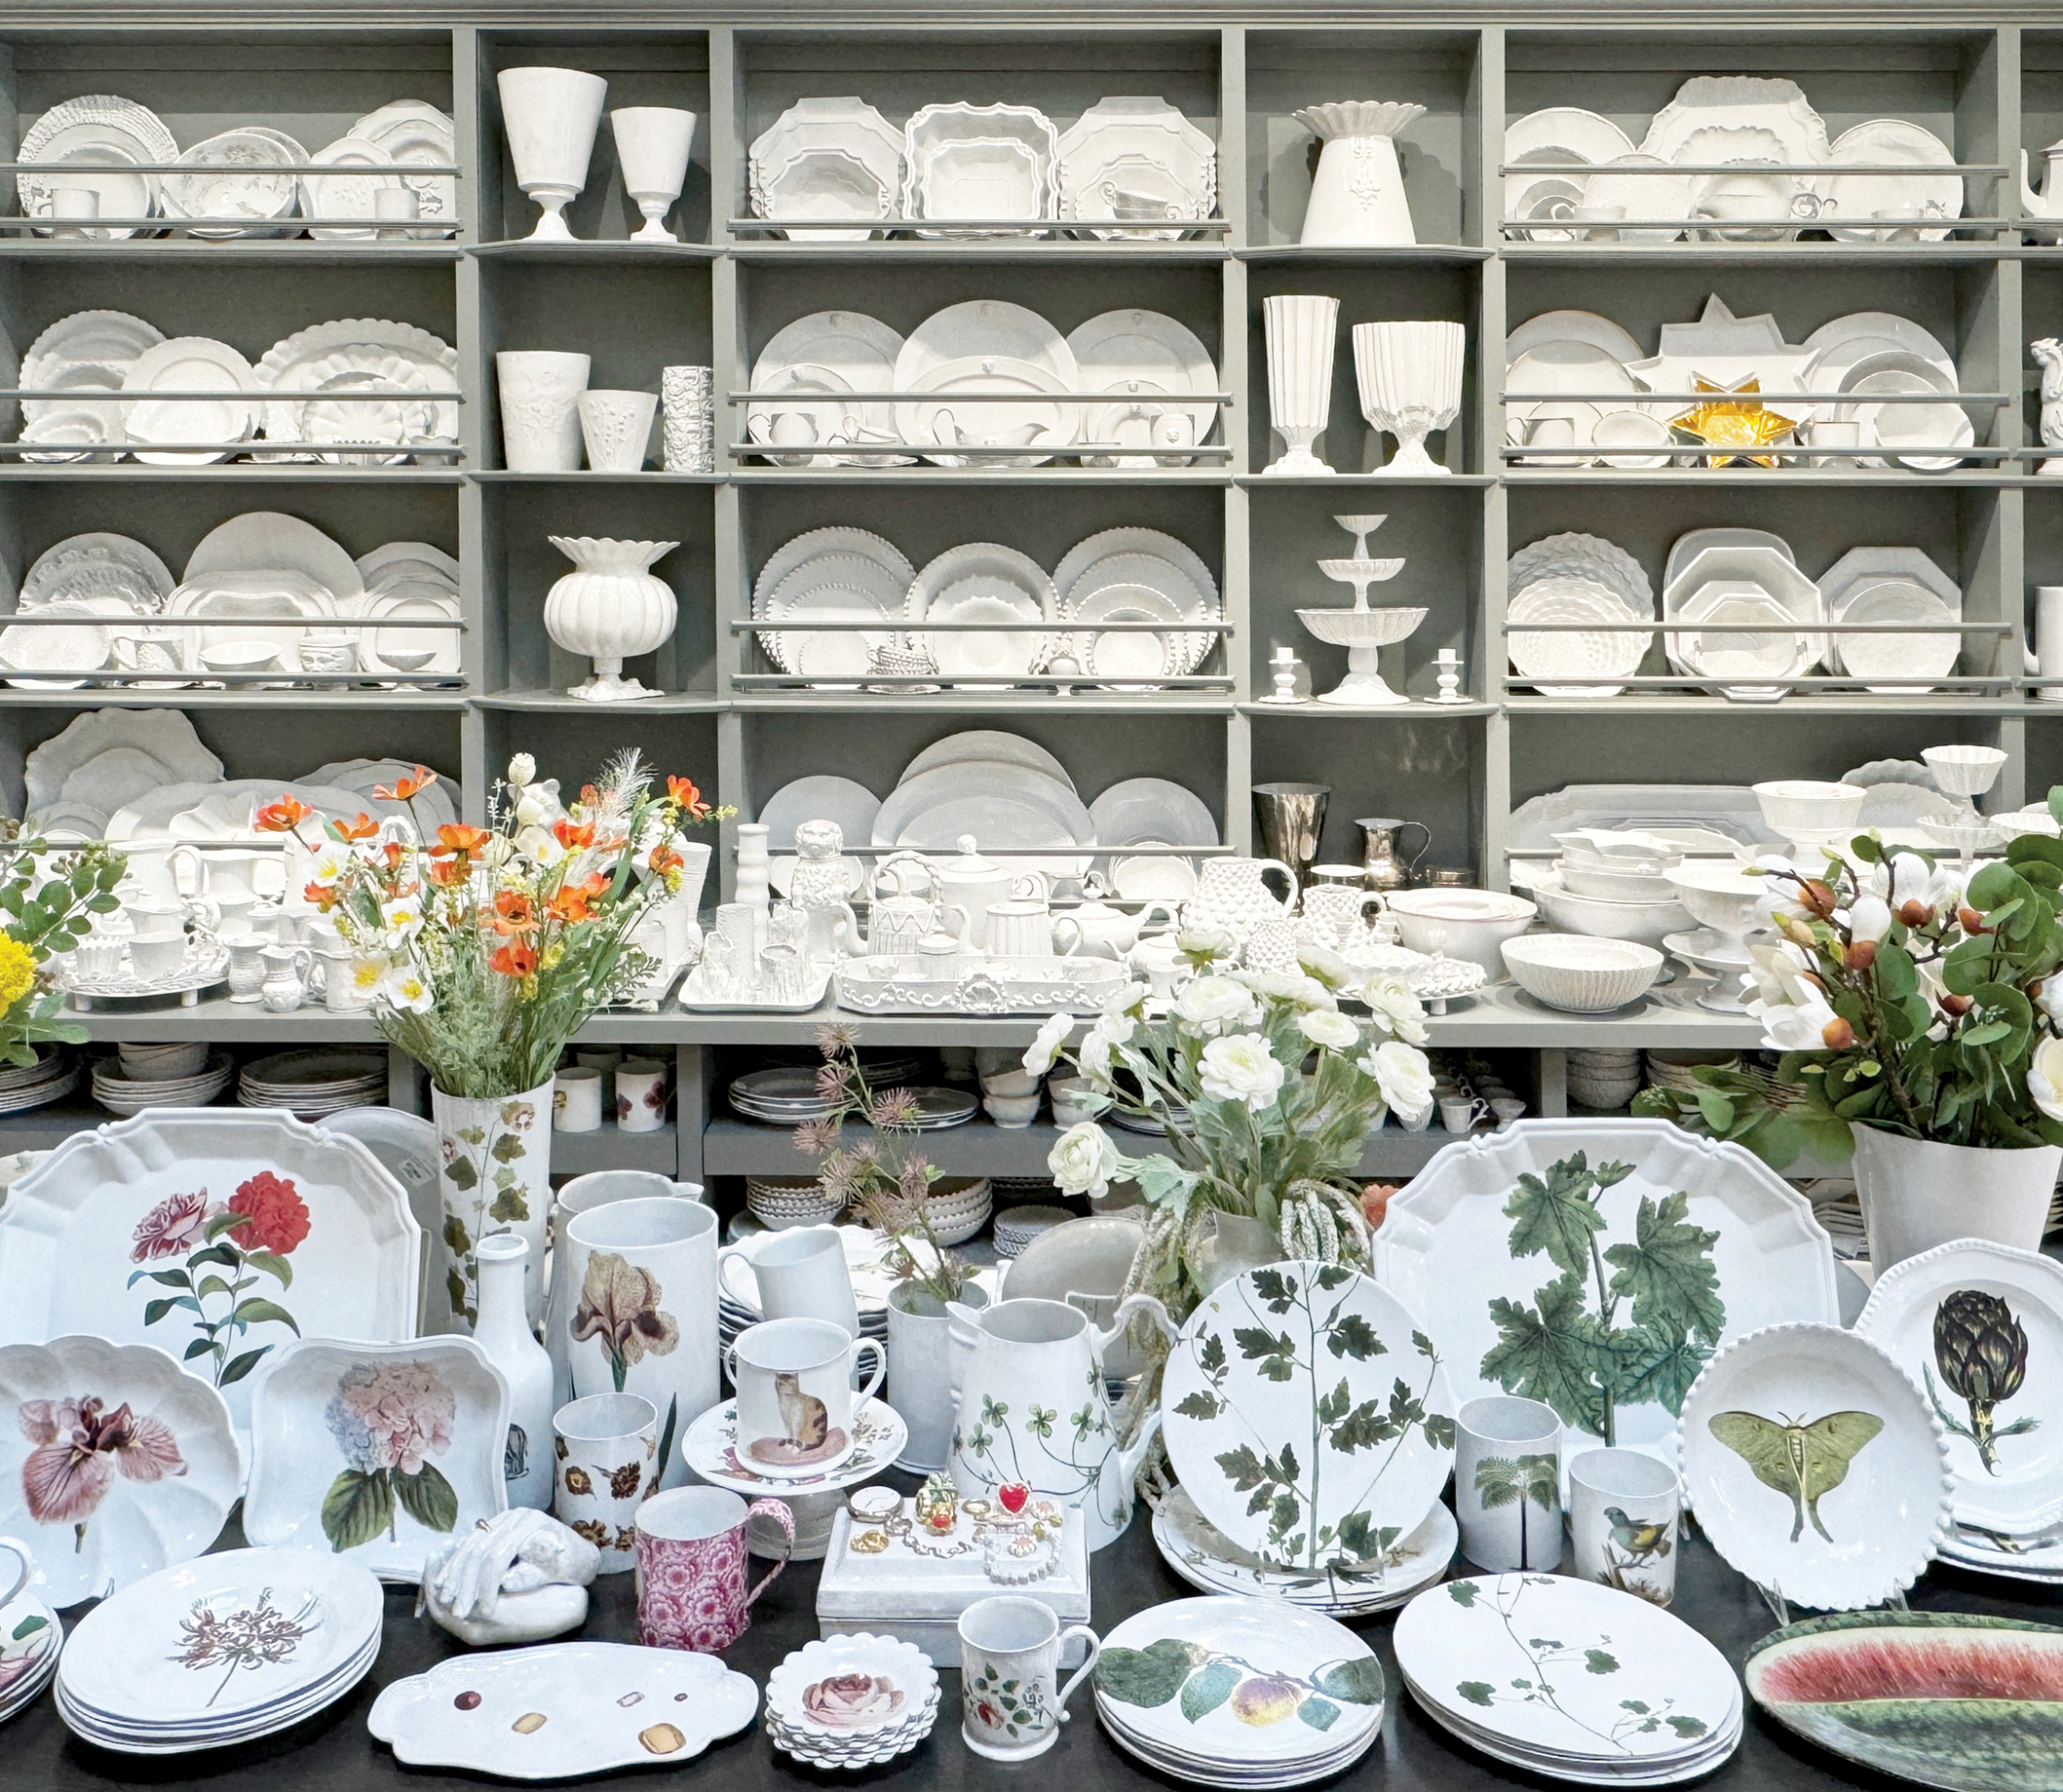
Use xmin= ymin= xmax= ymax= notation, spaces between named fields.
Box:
xmin=0 ymin=4 xmax=2052 ymax=1189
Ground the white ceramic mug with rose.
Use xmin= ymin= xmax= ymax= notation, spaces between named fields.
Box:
xmin=959 ymin=1595 xmax=1100 ymax=1762
xmin=724 ymin=1316 xmax=883 ymax=1478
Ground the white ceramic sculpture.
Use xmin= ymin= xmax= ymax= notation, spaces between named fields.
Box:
xmin=1261 ymin=293 xmax=1339 ymax=476
xmin=543 ymin=535 xmax=679 ymax=701
xmin=609 ymin=106 xmax=695 ymax=242
xmin=1352 ymin=320 xmax=1465 ymax=475
xmin=417 ymin=1508 xmax=601 ymax=1646
xmin=1293 ymin=101 xmax=1425 ymax=246
xmin=2035 ymin=337 xmax=2063 ymax=476
xmin=497 ymin=66 xmax=608 ymax=241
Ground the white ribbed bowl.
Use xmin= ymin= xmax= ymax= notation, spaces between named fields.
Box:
xmin=1502 ymin=934 xmax=1664 ymax=1012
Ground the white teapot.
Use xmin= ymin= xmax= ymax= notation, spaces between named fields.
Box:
xmin=933 ymin=837 xmax=1018 ymax=952
xmin=1065 ymin=875 xmax=1177 ymax=960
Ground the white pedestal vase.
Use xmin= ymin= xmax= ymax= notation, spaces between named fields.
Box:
xmin=887 ymin=1280 xmax=988 ymax=1472
xmin=543 ymin=535 xmax=679 ymax=702
xmin=497 ymin=65 xmax=608 ymax=241
xmin=432 ymin=1077 xmax=555 ymax=1333
xmin=474 ymin=1232 xmax=556 ymax=1511
xmin=1261 ymin=293 xmax=1339 ymax=476
xmin=1851 ymin=1125 xmax=2062 ymax=1273
xmin=1292 ymin=101 xmax=1425 ymax=247
xmin=1352 ymin=320 xmax=1465 ymax=475
xmin=610 ymin=106 xmax=697 ymax=242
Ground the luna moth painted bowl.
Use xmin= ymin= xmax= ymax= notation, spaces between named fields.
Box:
xmin=1745 ymin=1611 xmax=2063 ymax=1792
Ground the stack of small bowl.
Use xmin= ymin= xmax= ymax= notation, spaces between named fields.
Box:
xmin=763 ymin=1635 xmax=939 ymax=1770
xmin=994 ymin=1203 xmax=1075 ymax=1259
xmin=925 ymin=1175 xmax=994 ymax=1245
xmin=746 ymin=1175 xmax=846 ymax=1230
xmin=1515 ymin=828 xmax=1691 ymax=949
xmin=92 ymin=1042 xmax=234 ymax=1116
xmin=976 ymin=1058 xmax=1044 ymax=1129
xmin=1566 ymin=1046 xmax=1643 ymax=1110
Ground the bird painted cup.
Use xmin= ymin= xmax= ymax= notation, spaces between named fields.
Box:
xmin=1570 ymin=1447 xmax=1681 ymax=1606
xmin=1456 ymin=1394 xmax=1564 ymax=1571
xmin=724 ymin=1317 xmax=885 ymax=1478
xmin=633 ymin=1485 xmax=794 ymax=1652
xmin=553 ymin=1392 xmax=657 ymax=1574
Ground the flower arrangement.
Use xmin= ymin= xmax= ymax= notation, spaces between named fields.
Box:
xmin=321 ymin=1357 xmax=460 ymax=1550
xmin=258 ymin=752 xmax=724 ymax=1099
xmin=1023 ymin=936 xmax=1435 ymax=1325
xmin=1631 ymin=818 xmax=2063 ymax=1164
xmin=0 ymin=829 xmax=125 ymax=1066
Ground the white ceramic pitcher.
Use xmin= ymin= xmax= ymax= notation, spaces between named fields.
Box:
xmin=946 ymin=1294 xmax=1174 ymax=1551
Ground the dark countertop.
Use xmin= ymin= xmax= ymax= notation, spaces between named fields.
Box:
xmin=12 ymin=1490 xmax=2062 ymax=1789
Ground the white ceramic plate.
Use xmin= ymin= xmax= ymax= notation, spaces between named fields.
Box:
xmin=1154 ymin=1484 xmax=1455 ymax=1612
xmin=120 ymin=338 xmax=260 ymax=466
xmin=1065 ymin=308 xmax=1218 ymax=460
xmin=23 ymin=708 xmax=220 ymax=815
xmin=750 ymin=99 xmax=904 ymax=243
xmin=1373 ymin=1120 xmax=1838 ymax=1467
xmin=761 ymin=552 xmax=907 ymax=680
xmin=161 ymin=128 xmax=305 ymax=239
xmin=352 ymin=99 xmax=457 ymax=231
xmin=896 ymin=354 xmax=1079 ymax=468
xmin=1088 ymin=777 xmax=1217 ymax=850
xmin=17 ymin=96 xmax=177 ymax=240
xmin=904 ymin=543 xmax=1058 ymax=680
xmin=245 ymin=1336 xmax=510 ymax=1584
xmin=1639 ymin=76 xmax=1829 ymax=167
xmin=370 ymin=1642 xmax=758 ymax=1777
xmin=1508 ymin=577 xmax=1648 ymax=695
xmin=749 ymin=311 xmax=907 ymax=463
xmin=22 ymin=532 xmax=175 ymax=612
xmin=1581 ymin=153 xmax=1700 ymax=243
xmin=0 ymin=1335 xmax=241 ymax=1608
xmin=896 ymin=299 xmax=1074 ymax=389
xmin=900 ymin=729 xmax=1075 ymax=790
xmin=1510 ymin=531 xmax=1655 ymax=617
xmin=1823 ymin=119 xmax=1960 ymax=242
xmin=1831 ymin=581 xmax=1958 ymax=688
xmin=758 ymin=775 xmax=881 ymax=853
xmin=1856 ymin=1239 xmax=2063 ymax=1534
xmin=872 ymin=759 xmax=1093 ymax=856
xmin=1504 ymin=309 xmax=1646 ymax=370
xmin=1799 ymin=312 xmax=1957 ymax=386
xmin=181 ymin=509 xmax=363 ymax=603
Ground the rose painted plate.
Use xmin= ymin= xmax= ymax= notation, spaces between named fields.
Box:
xmin=370 ymin=1642 xmax=758 ymax=1778
xmin=245 ymin=1336 xmax=510 ymax=1584
xmin=766 ymin=1632 xmax=939 ymax=1737
xmin=1856 ymin=1239 xmax=2063 ymax=1537
xmin=0 ymin=1111 xmax=420 ymax=1442
xmin=682 ymin=1398 xmax=906 ymax=1495
xmin=0 ymin=1335 xmax=241 ymax=1607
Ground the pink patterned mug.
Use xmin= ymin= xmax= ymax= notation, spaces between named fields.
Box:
xmin=633 ymin=1485 xmax=795 ymax=1652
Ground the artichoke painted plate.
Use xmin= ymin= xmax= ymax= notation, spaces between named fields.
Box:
xmin=1856 ymin=1239 xmax=2063 ymax=1535
xmin=1162 ymin=1262 xmax=1455 ymax=1574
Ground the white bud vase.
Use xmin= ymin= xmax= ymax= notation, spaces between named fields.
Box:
xmin=1262 ymin=294 xmax=1339 ymax=476
xmin=474 ymin=1232 xmax=555 ymax=1510
xmin=1292 ymin=101 xmax=1426 ymax=247
xmin=543 ymin=535 xmax=679 ymax=702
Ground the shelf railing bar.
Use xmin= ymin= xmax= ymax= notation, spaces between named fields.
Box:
xmin=730 ymin=671 xmax=1235 ymax=687
xmin=729 ymin=619 xmax=1228 ymax=633
xmin=0 ymin=389 xmax=465 ymax=401
xmin=0 ymin=442 xmax=463 ymax=457
xmin=1500 ymin=391 xmax=2007 ymax=404
xmin=725 ymin=215 xmax=1231 ymax=233
xmin=730 ymin=389 xmax=1235 ymax=403
xmin=1500 ymin=621 xmax=2010 ymax=633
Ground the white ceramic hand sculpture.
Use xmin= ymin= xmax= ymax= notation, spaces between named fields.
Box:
xmin=417 ymin=1508 xmax=602 ymax=1646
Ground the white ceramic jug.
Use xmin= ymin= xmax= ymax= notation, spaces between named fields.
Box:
xmin=1187 ymin=857 xmax=1296 ymax=932
xmin=946 ymin=1294 xmax=1174 ymax=1551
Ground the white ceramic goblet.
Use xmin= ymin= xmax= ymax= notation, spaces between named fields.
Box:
xmin=1352 ymin=320 xmax=1465 ymax=476
xmin=1262 ymin=293 xmax=1339 ymax=476
xmin=498 ymin=66 xmax=609 ymax=241
xmin=610 ymin=107 xmax=696 ymax=243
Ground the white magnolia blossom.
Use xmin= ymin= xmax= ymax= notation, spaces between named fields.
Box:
xmin=1869 ymin=850 xmax=1962 ymax=922
xmin=1361 ymin=974 xmax=1429 ymax=1046
xmin=1198 ymin=1032 xmax=1288 ymax=1111
xmin=1847 ymin=894 xmax=1892 ymax=945
xmin=1172 ymin=975 xmax=1262 ymax=1037
xmin=1360 ymin=1040 xmax=1433 ymax=1125
xmin=507 ymin=752 xmax=537 ymax=789
xmin=1747 ymin=982 xmax=1844 ymax=1054
xmin=1022 ymin=1011 xmax=1075 ymax=1079
xmin=1297 ymin=1007 xmax=1361 ymax=1050
xmin=1049 ymin=1121 xmax=1123 ymax=1199
xmin=2039 ymin=975 xmax=2063 ymax=1034
xmin=2031 ymin=1037 xmax=2063 ymax=1125
xmin=1740 ymin=936 xmax=1819 ymax=1010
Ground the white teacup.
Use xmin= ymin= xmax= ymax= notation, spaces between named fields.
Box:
xmin=130 ymin=934 xmax=188 ymax=980
xmin=719 ymin=1226 xmax=860 ymax=1338
xmin=960 ymin=1595 xmax=1101 ymax=1762
xmin=724 ymin=1316 xmax=884 ymax=1478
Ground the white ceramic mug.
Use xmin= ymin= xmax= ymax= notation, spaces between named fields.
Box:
xmin=959 ymin=1595 xmax=1101 ymax=1762
xmin=546 ymin=1173 xmax=707 ymax=1412
xmin=128 ymin=901 xmax=187 ymax=940
xmin=616 ymin=1058 xmax=668 ymax=1131
xmin=1439 ymin=1094 xmax=1490 ymax=1133
xmin=553 ymin=1392 xmax=657 ymax=1573
xmin=554 ymin=1065 xmax=603 ymax=1132
xmin=719 ymin=1225 xmax=861 ymax=1338
xmin=1569 ymin=1447 xmax=1681 ymax=1606
xmin=1456 ymin=1393 xmax=1563 ymax=1571
xmin=131 ymin=934 xmax=188 ymax=980
xmin=724 ymin=1316 xmax=885 ymax=1477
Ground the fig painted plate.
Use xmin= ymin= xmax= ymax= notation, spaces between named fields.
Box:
xmin=1745 ymin=1612 xmax=2063 ymax=1792
xmin=369 ymin=1641 xmax=758 ymax=1778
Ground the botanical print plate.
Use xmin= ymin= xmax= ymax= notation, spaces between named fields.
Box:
xmin=1680 ymin=1321 xmax=1950 ymax=1611
xmin=369 ymin=1641 xmax=759 ymax=1779
xmin=1096 ymin=1595 xmax=1384 ymax=1766
xmin=1152 ymin=1483 xmax=1455 ymax=1612
xmin=244 ymin=1337 xmax=510 ymax=1584
xmin=0 ymin=1112 xmax=420 ymax=1438
xmin=58 ymin=1545 xmax=383 ymax=1725
xmin=1372 ymin=1120 xmax=1838 ymax=1465
xmin=1163 ymin=1263 xmax=1456 ymax=1574
xmin=1856 ymin=1239 xmax=2063 ymax=1535
xmin=0 ymin=1335 xmax=242 ymax=1608
xmin=1394 ymin=1574 xmax=1739 ymax=1766
xmin=1745 ymin=1612 xmax=2063 ymax=1792
xmin=682 ymin=1398 xmax=906 ymax=1495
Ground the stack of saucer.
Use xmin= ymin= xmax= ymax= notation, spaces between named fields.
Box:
xmin=926 ymin=1176 xmax=993 ymax=1245
xmin=764 ymin=1634 xmax=939 ymax=1770
xmin=0 ymin=1048 xmax=77 ymax=1116
xmin=1643 ymin=1048 xmax=1739 ymax=1093
xmin=54 ymin=1548 xmax=384 ymax=1754
xmin=994 ymin=1203 xmax=1074 ymax=1259
xmin=747 ymin=1175 xmax=847 ymax=1230
xmin=93 ymin=1046 xmax=234 ymax=1116
xmin=237 ymin=1049 xmax=386 ymax=1117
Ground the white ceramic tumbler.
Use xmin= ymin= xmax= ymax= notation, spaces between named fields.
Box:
xmin=1455 ymin=1393 xmax=1563 ymax=1571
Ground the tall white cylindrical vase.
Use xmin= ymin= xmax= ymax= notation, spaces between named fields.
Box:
xmin=1292 ymin=101 xmax=1426 ymax=247
xmin=2038 ymin=587 xmax=2063 ymax=702
xmin=474 ymin=1232 xmax=556 ymax=1510
xmin=887 ymin=1281 xmax=989 ymax=1472
xmin=1353 ymin=320 xmax=1466 ymax=475
xmin=1261 ymin=294 xmax=1340 ymax=477
xmin=496 ymin=351 xmax=591 ymax=472
xmin=432 ymin=1077 xmax=555 ymax=1332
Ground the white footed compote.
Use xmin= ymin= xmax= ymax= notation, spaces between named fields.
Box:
xmin=544 ymin=535 xmax=679 ymax=701
xmin=497 ymin=66 xmax=609 ymax=240
xmin=1298 ymin=514 xmax=1424 ymax=705
xmin=1921 ymin=743 xmax=2006 ymax=816
xmin=1262 ymin=293 xmax=1339 ymax=476
xmin=1353 ymin=320 xmax=1465 ymax=475
xmin=610 ymin=106 xmax=696 ymax=242
xmin=1292 ymin=100 xmax=1426 ymax=246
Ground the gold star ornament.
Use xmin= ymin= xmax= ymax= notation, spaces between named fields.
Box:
xmin=1667 ymin=375 xmax=1796 ymax=468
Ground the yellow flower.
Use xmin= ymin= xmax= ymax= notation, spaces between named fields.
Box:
xmin=0 ymin=933 xmax=36 ymax=1009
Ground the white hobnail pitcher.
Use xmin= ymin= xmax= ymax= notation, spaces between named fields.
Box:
xmin=947 ymin=1294 xmax=1174 ymax=1551
xmin=1186 ymin=857 xmax=1297 ymax=932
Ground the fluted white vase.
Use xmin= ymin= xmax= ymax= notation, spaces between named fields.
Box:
xmin=498 ymin=66 xmax=609 ymax=240
xmin=543 ymin=535 xmax=679 ymax=702
xmin=1262 ymin=293 xmax=1339 ymax=477
xmin=1293 ymin=100 xmax=1425 ymax=247
xmin=1353 ymin=320 xmax=1466 ymax=476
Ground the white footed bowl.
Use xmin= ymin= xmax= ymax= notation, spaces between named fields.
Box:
xmin=1502 ymin=933 xmax=1663 ymax=1012
xmin=1751 ymin=779 xmax=1868 ymax=840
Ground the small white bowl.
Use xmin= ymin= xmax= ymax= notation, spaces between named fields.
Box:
xmin=979 ymin=1067 xmax=1040 ymax=1099
xmin=1663 ymin=861 xmax=1770 ymax=935
xmin=1502 ymin=934 xmax=1664 ymax=1012
xmin=982 ymin=1092 xmax=1041 ymax=1129
xmin=1557 ymin=858 xmax=1681 ymax=902
xmin=1751 ymin=779 xmax=1868 ymax=840
xmin=1521 ymin=871 xmax=1689 ymax=949
xmin=1048 ymin=1077 xmax=1102 ymax=1127
xmin=1384 ymin=888 xmax=1537 ymax=976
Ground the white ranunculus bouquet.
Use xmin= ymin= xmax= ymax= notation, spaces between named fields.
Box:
xmin=1023 ymin=939 xmax=1434 ymax=1323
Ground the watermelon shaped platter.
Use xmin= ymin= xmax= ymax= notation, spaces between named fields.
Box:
xmin=1744 ymin=1611 xmax=2063 ymax=1791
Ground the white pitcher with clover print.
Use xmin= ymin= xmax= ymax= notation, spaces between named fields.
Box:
xmin=949 ymin=1295 xmax=1173 ymax=1550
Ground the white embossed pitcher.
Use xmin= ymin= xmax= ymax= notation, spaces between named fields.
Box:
xmin=1186 ymin=857 xmax=1297 ymax=934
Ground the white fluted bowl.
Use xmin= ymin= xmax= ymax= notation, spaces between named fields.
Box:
xmin=1503 ymin=934 xmax=1663 ymax=1012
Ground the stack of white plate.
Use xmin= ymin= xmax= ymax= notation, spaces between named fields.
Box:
xmin=93 ymin=1048 xmax=233 ymax=1116
xmin=237 ymin=1048 xmax=386 ymax=1117
xmin=992 ymin=1175 xmax=1064 ymax=1205
xmin=0 ymin=1590 xmax=57 ymax=1724
xmin=746 ymin=1175 xmax=846 ymax=1230
xmin=1644 ymin=1048 xmax=1739 ymax=1093
xmin=54 ymin=1548 xmax=383 ymax=1754
xmin=1095 ymin=1597 xmax=1384 ymax=1788
xmin=926 ymin=1176 xmax=993 ymax=1246
xmin=731 ymin=1065 xmax=834 ymax=1124
xmin=1395 ymin=1574 xmax=1743 ymax=1785
xmin=0 ymin=1049 xmax=78 ymax=1116
xmin=994 ymin=1203 xmax=1073 ymax=1259
xmin=1565 ymin=1047 xmax=1643 ymax=1109
xmin=764 ymin=1634 xmax=939 ymax=1770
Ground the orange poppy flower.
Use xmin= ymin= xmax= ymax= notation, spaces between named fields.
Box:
xmin=302 ymin=880 xmax=341 ymax=911
xmin=332 ymin=813 xmax=379 ymax=843
xmin=253 ymin=794 xmax=313 ymax=833
xmin=546 ymin=872 xmax=609 ymax=925
xmin=372 ymin=765 xmax=439 ymax=802
xmin=552 ymin=817 xmax=596 ymax=852
xmin=488 ymin=940 xmax=539 ymax=978
xmin=649 ymin=844 xmax=683 ymax=876
xmin=667 ymin=776 xmax=710 ymax=820
xmin=432 ymin=822 xmax=492 ymax=858
xmin=381 ymin=841 xmax=406 ymax=873
xmin=492 ymin=890 xmax=539 ymax=934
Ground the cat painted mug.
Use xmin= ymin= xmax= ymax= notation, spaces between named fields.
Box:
xmin=724 ymin=1317 xmax=884 ymax=1477
xmin=633 ymin=1485 xmax=795 ymax=1653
